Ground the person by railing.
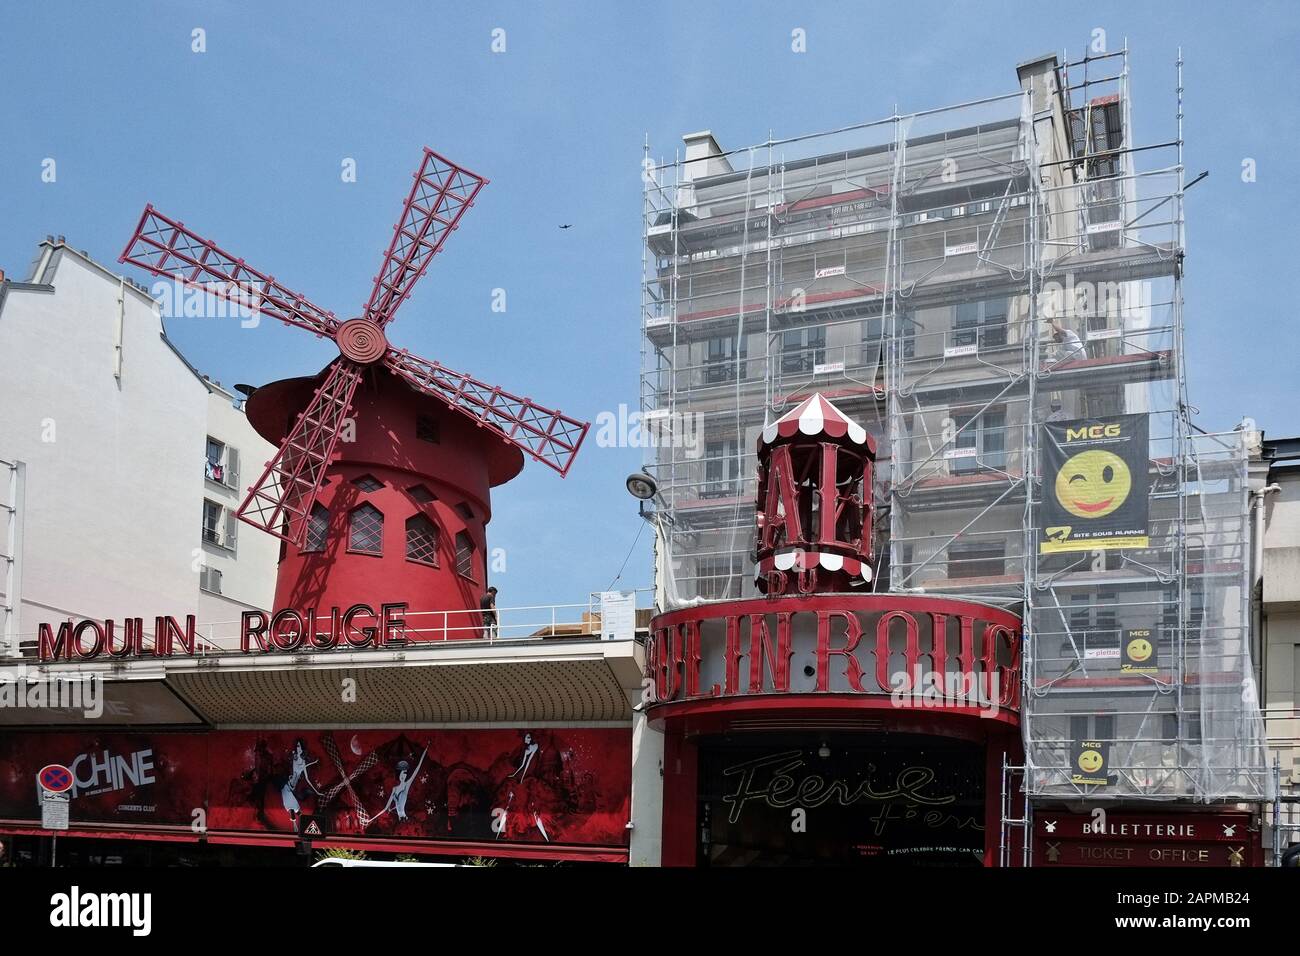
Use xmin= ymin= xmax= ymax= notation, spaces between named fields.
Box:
xmin=1049 ymin=319 xmax=1085 ymax=364
xmin=479 ymin=586 xmax=499 ymax=640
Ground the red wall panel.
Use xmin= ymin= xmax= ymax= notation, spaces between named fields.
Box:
xmin=0 ymin=728 xmax=630 ymax=850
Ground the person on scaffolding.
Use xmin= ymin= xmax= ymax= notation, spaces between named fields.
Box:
xmin=1049 ymin=319 xmax=1086 ymax=364
xmin=480 ymin=586 xmax=499 ymax=639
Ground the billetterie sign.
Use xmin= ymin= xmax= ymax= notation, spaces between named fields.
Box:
xmin=38 ymin=603 xmax=411 ymax=662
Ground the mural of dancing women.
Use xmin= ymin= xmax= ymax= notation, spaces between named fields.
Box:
xmin=497 ymin=732 xmax=556 ymax=842
xmin=281 ymin=738 xmax=322 ymax=829
xmin=373 ymin=742 xmax=430 ymax=824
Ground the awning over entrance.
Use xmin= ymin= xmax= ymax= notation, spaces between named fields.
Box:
xmin=9 ymin=637 xmax=644 ymax=726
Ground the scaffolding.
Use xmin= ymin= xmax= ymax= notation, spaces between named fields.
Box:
xmin=640 ymin=45 xmax=1269 ymax=805
xmin=0 ymin=457 xmax=23 ymax=659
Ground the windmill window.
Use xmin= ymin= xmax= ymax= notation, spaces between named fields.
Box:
xmin=405 ymin=514 xmax=440 ymax=566
xmin=353 ymin=474 xmax=383 ymax=493
xmin=417 ymin=415 xmax=440 ymax=444
xmin=348 ymin=503 xmax=384 ymax=555
xmin=407 ymin=484 xmax=436 ymax=504
xmin=454 ymin=502 xmax=474 ymax=521
xmin=303 ymin=503 xmax=329 ymax=553
xmin=455 ymin=531 xmax=475 ymax=580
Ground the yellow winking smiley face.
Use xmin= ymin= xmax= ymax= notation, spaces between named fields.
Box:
xmin=1077 ymin=749 xmax=1104 ymax=774
xmin=1055 ymin=449 xmax=1131 ymax=520
xmin=1126 ymin=635 xmax=1153 ymax=663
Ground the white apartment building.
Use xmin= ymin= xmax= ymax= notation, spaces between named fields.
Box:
xmin=0 ymin=237 xmax=276 ymax=656
xmin=1259 ymin=434 xmax=1300 ymax=858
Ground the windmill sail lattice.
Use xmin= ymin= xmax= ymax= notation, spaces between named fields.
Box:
xmin=121 ymin=147 xmax=589 ymax=546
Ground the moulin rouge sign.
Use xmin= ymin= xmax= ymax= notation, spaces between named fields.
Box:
xmin=646 ymin=596 xmax=1022 ymax=712
xmin=38 ymin=603 xmax=413 ymax=662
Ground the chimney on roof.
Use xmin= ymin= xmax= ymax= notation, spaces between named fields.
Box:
xmin=1016 ymin=53 xmax=1061 ymax=114
xmin=681 ymin=131 xmax=732 ymax=182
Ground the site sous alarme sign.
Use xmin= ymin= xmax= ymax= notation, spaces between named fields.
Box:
xmin=37 ymin=603 xmax=415 ymax=662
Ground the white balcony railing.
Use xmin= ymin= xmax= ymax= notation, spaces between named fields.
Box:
xmin=7 ymin=593 xmax=653 ymax=662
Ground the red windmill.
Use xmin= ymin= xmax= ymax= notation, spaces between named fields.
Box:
xmin=121 ymin=147 xmax=589 ymax=635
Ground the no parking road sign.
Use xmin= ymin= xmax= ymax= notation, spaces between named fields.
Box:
xmin=38 ymin=764 xmax=73 ymax=794
xmin=38 ymin=764 xmax=72 ymax=831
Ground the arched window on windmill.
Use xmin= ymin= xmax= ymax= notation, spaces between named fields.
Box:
xmin=348 ymin=502 xmax=384 ymax=555
xmin=303 ymin=503 xmax=330 ymax=553
xmin=405 ymin=514 xmax=440 ymax=566
xmin=454 ymin=531 xmax=476 ymax=580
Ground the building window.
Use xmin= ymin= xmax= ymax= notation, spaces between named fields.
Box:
xmin=205 ymin=438 xmax=224 ymax=483
xmin=455 ymin=531 xmax=475 ymax=580
xmin=704 ymin=335 xmax=745 ymax=384
xmin=951 ymin=408 xmax=1008 ymax=475
xmin=202 ymin=499 xmax=223 ymax=545
xmin=205 ymin=438 xmax=239 ymax=487
xmin=417 ymin=415 xmax=440 ymax=444
xmin=405 ymin=514 xmax=440 ymax=566
xmin=303 ymin=503 xmax=329 ymax=553
xmin=948 ymin=540 xmax=1006 ymax=579
xmin=703 ymin=439 xmax=740 ymax=498
xmin=202 ymin=499 xmax=238 ymax=551
xmin=696 ymin=555 xmax=744 ymax=600
xmin=454 ymin=502 xmax=475 ymax=521
xmin=780 ymin=326 xmax=827 ymax=373
xmin=353 ymin=474 xmax=383 ymax=493
xmin=199 ymin=566 xmax=223 ymax=595
xmin=348 ymin=503 xmax=384 ymax=555
xmin=407 ymin=484 xmax=436 ymax=504
xmin=898 ymin=312 xmax=918 ymax=359
xmin=861 ymin=316 xmax=885 ymax=369
xmin=1069 ymin=589 xmax=1119 ymax=645
xmin=953 ymin=297 xmax=1008 ymax=350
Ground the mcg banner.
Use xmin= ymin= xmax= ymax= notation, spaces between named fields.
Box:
xmin=1040 ymin=413 xmax=1150 ymax=553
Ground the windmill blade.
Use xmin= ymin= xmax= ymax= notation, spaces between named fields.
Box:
xmin=362 ymin=148 xmax=487 ymax=330
xmin=236 ymin=359 xmax=363 ymax=544
xmin=120 ymin=205 xmax=339 ymax=339
xmin=385 ymin=350 xmax=589 ymax=477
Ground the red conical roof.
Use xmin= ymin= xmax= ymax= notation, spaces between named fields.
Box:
xmin=760 ymin=393 xmax=875 ymax=451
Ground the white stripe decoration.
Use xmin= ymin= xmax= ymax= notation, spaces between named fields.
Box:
xmin=799 ymin=398 xmax=826 ymax=436
xmin=761 ymin=393 xmax=871 ymax=446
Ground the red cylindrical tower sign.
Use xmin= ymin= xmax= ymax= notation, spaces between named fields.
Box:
xmin=754 ymin=394 xmax=876 ymax=595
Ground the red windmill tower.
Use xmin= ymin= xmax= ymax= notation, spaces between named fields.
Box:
xmin=120 ymin=148 xmax=589 ymax=638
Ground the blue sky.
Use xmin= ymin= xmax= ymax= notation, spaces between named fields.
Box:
xmin=2 ymin=1 xmax=1297 ymax=610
